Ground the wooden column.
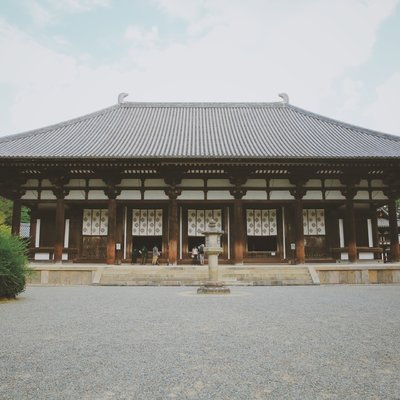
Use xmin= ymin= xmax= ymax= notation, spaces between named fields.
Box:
xmin=340 ymin=177 xmax=359 ymax=263
xmin=11 ymin=198 xmax=22 ymax=236
xmin=370 ymin=205 xmax=380 ymax=260
xmin=229 ymin=177 xmax=247 ymax=265
xmin=293 ymin=198 xmax=305 ymax=264
xmin=51 ymin=177 xmax=70 ymax=263
xmin=289 ymin=178 xmax=307 ymax=264
xmin=168 ymin=198 xmax=179 ymax=265
xmin=107 ymin=198 xmax=117 ymax=265
xmin=54 ymin=198 xmax=65 ymax=263
xmin=388 ymin=197 xmax=400 ymax=263
xmin=232 ymin=198 xmax=245 ymax=265
xmin=29 ymin=207 xmax=38 ymax=253
xmin=345 ymin=197 xmax=357 ymax=263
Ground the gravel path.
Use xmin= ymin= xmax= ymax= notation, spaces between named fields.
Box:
xmin=1 ymin=286 xmax=399 ymax=400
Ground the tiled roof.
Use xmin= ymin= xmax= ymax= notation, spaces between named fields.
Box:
xmin=1 ymin=102 xmax=400 ymax=159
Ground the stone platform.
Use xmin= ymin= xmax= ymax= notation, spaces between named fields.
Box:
xmin=26 ymin=262 xmax=400 ymax=286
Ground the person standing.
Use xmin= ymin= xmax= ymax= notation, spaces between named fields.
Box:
xmin=191 ymin=246 xmax=199 ymax=265
xmin=139 ymin=244 xmax=147 ymax=265
xmin=198 ymin=244 xmax=205 ymax=265
xmin=152 ymin=245 xmax=160 ymax=265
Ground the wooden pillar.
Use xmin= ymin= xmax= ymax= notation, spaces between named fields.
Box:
xmin=289 ymin=178 xmax=307 ymax=265
xmin=345 ymin=198 xmax=357 ymax=263
xmin=11 ymin=199 xmax=22 ymax=236
xmin=29 ymin=207 xmax=37 ymax=251
xmin=340 ymin=178 xmax=359 ymax=263
xmin=54 ymin=198 xmax=65 ymax=263
xmin=388 ymin=197 xmax=400 ymax=263
xmin=168 ymin=198 xmax=179 ymax=265
xmin=370 ymin=205 xmax=380 ymax=260
xmin=107 ymin=198 xmax=117 ymax=265
xmin=232 ymin=198 xmax=245 ymax=265
xmin=294 ymin=198 xmax=305 ymax=264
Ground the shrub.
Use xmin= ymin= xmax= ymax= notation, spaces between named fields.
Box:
xmin=0 ymin=229 xmax=30 ymax=298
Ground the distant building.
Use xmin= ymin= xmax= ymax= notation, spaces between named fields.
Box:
xmin=1 ymin=94 xmax=399 ymax=264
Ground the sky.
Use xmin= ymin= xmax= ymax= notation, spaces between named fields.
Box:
xmin=0 ymin=0 xmax=400 ymax=137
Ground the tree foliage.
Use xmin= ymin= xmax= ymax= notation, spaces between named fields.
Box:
xmin=0 ymin=229 xmax=30 ymax=298
xmin=0 ymin=196 xmax=29 ymax=226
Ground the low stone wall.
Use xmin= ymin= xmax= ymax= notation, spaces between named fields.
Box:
xmin=316 ymin=265 xmax=400 ymax=284
xmin=26 ymin=262 xmax=400 ymax=286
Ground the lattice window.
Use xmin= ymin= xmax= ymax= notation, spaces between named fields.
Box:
xmin=188 ymin=209 xmax=222 ymax=237
xmin=82 ymin=209 xmax=108 ymax=236
xmin=303 ymin=209 xmax=325 ymax=235
xmin=132 ymin=209 xmax=163 ymax=236
xmin=246 ymin=209 xmax=277 ymax=236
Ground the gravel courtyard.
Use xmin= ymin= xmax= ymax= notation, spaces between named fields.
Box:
xmin=1 ymin=286 xmax=399 ymax=400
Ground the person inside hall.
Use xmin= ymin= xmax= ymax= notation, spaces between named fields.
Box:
xmin=152 ymin=245 xmax=160 ymax=265
xmin=131 ymin=248 xmax=140 ymax=264
xmin=139 ymin=244 xmax=148 ymax=265
xmin=198 ymin=244 xmax=205 ymax=265
xmin=191 ymin=246 xmax=199 ymax=265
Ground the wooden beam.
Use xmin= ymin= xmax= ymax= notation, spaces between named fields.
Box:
xmin=293 ymin=199 xmax=305 ymax=264
xmin=345 ymin=198 xmax=357 ymax=263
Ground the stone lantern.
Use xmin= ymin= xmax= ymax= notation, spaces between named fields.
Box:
xmin=197 ymin=219 xmax=230 ymax=294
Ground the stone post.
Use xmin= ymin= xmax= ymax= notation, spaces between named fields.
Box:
xmin=197 ymin=219 xmax=229 ymax=294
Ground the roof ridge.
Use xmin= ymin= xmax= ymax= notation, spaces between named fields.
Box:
xmin=287 ymin=104 xmax=400 ymax=142
xmin=120 ymin=101 xmax=285 ymax=108
xmin=0 ymin=103 xmax=120 ymax=144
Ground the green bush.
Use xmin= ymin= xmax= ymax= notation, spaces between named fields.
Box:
xmin=0 ymin=229 xmax=30 ymax=298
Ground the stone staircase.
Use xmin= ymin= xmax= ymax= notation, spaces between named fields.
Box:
xmin=97 ymin=266 xmax=314 ymax=286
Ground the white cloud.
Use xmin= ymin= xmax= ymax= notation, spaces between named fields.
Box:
xmin=125 ymin=25 xmax=159 ymax=47
xmin=365 ymin=72 xmax=400 ymax=134
xmin=0 ymin=0 xmax=399 ymax=136
xmin=22 ymin=0 xmax=111 ymax=27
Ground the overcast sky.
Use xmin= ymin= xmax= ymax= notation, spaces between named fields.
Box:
xmin=0 ymin=0 xmax=399 ymax=137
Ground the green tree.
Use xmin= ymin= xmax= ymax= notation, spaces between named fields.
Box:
xmin=0 ymin=230 xmax=30 ymax=298
xmin=0 ymin=196 xmax=29 ymax=226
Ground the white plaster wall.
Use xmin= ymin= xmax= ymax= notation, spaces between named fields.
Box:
xmin=324 ymin=179 xmax=343 ymax=188
xmin=181 ymin=179 xmax=204 ymax=187
xmin=371 ymin=179 xmax=384 ymax=188
xmin=119 ymin=179 xmax=141 ymax=187
xmin=40 ymin=190 xmax=56 ymax=200
xmin=371 ymin=191 xmax=388 ymax=200
xmin=65 ymin=190 xmax=85 ymax=200
xmin=354 ymin=190 xmax=370 ymax=200
xmin=117 ymin=190 xmax=141 ymax=200
xmin=22 ymin=190 xmax=39 ymax=200
xmin=269 ymin=179 xmax=293 ymax=187
xmin=243 ymin=179 xmax=266 ymax=188
xmin=325 ymin=190 xmax=345 ymax=200
xmin=66 ymin=179 xmax=86 ymax=187
xmin=180 ymin=191 xmax=204 ymax=200
xmin=34 ymin=253 xmax=50 ymax=260
xmin=88 ymin=190 xmax=108 ymax=200
xmin=359 ymin=252 xmax=374 ymax=260
xmin=89 ymin=179 xmax=105 ymax=187
xmin=356 ymin=179 xmax=369 ymax=187
xmin=207 ymin=191 xmax=232 ymax=200
xmin=303 ymin=191 xmax=323 ymax=200
xmin=242 ymin=190 xmax=268 ymax=200
xmin=22 ymin=179 xmax=39 ymax=187
xmin=145 ymin=179 xmax=167 ymax=187
xmin=304 ymin=179 xmax=322 ymax=187
xmin=207 ymin=179 xmax=233 ymax=187
xmin=41 ymin=179 xmax=52 ymax=187
xmin=144 ymin=190 xmax=169 ymax=200
xmin=269 ymin=190 xmax=294 ymax=200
